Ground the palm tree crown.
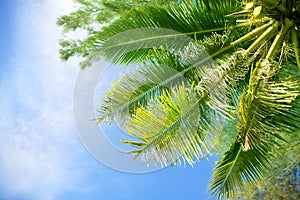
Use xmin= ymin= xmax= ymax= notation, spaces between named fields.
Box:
xmin=73 ymin=0 xmax=300 ymax=199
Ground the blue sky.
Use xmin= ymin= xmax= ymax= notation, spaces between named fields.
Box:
xmin=0 ymin=0 xmax=218 ymax=199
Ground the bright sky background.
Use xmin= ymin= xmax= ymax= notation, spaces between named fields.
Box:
xmin=0 ymin=0 xmax=218 ymax=199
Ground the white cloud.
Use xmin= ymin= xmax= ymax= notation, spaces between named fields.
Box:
xmin=0 ymin=0 xmax=106 ymax=199
xmin=0 ymin=131 xmax=70 ymax=199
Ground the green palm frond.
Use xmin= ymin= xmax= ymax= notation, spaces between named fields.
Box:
xmin=89 ymin=0 xmax=240 ymax=65
xmin=97 ymin=45 xmax=209 ymax=124
xmin=98 ymin=0 xmax=238 ymax=40
xmin=96 ymin=27 xmax=199 ymax=65
xmin=210 ymin=140 xmax=271 ymax=200
xmin=97 ymin=60 xmax=186 ymax=124
xmin=122 ymin=83 xmax=209 ymax=166
xmin=167 ymin=0 xmax=238 ymax=34
xmin=209 ymin=62 xmax=300 ymax=199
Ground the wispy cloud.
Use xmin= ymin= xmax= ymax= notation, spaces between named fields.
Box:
xmin=0 ymin=0 xmax=108 ymax=199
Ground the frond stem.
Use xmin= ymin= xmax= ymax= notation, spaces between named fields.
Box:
xmin=265 ymin=18 xmax=294 ymax=60
xmin=291 ymin=29 xmax=300 ymax=70
xmin=231 ymin=21 xmax=273 ymax=47
xmin=243 ymin=21 xmax=280 ymax=57
xmin=222 ymin=146 xmax=242 ymax=190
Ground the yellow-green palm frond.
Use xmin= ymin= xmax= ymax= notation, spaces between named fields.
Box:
xmin=122 ymin=83 xmax=213 ymax=166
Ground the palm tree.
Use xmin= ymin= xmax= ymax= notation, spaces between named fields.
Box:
xmin=93 ymin=0 xmax=300 ymax=199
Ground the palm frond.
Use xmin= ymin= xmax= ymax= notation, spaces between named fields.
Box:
xmin=97 ymin=44 xmax=210 ymax=124
xmin=122 ymin=83 xmax=221 ymax=166
xmin=97 ymin=59 xmax=186 ymax=125
xmin=210 ymin=140 xmax=271 ymax=199
xmin=97 ymin=27 xmax=200 ymax=65
xmin=90 ymin=0 xmax=239 ymax=65
xmin=209 ymin=62 xmax=300 ymax=199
